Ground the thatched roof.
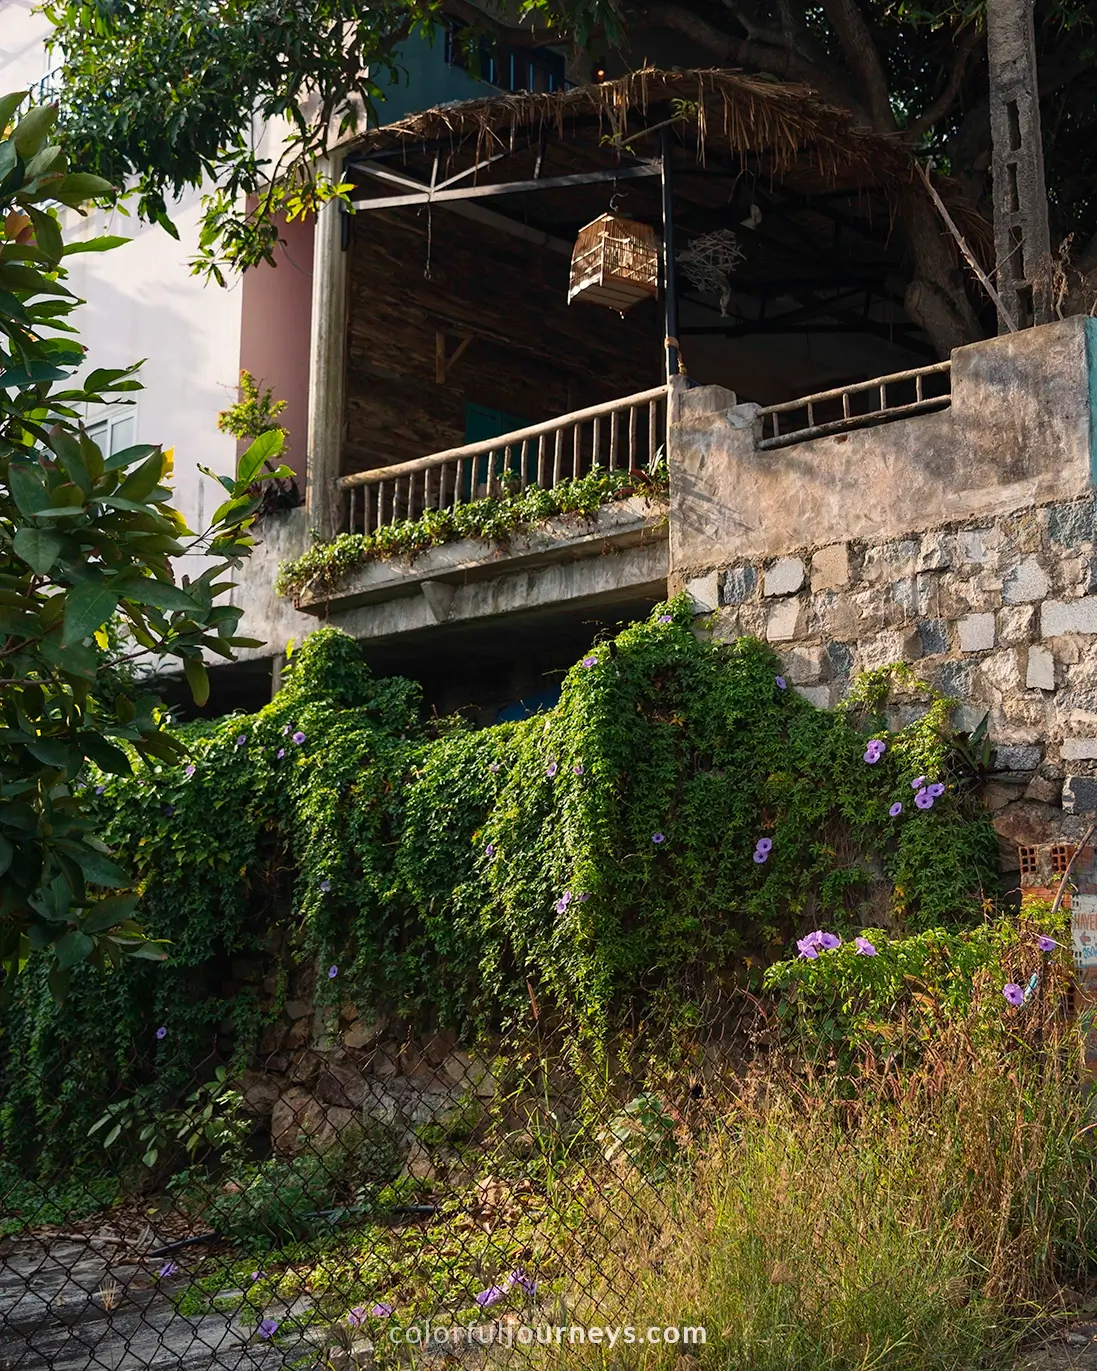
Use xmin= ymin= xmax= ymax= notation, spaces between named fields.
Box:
xmin=350 ymin=67 xmax=918 ymax=193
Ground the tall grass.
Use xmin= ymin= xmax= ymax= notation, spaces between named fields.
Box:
xmin=547 ymin=1012 xmax=1097 ymax=1371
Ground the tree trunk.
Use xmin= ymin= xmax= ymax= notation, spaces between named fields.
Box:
xmin=899 ymin=187 xmax=985 ymax=357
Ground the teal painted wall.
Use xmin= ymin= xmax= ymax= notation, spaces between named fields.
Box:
xmin=372 ymin=27 xmax=497 ymax=126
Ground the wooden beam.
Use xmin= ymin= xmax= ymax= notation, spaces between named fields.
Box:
xmin=435 ymin=332 xmax=473 ymax=384
xmin=350 ymin=161 xmax=662 ymax=211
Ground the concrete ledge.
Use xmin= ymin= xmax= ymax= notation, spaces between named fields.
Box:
xmin=295 ymin=496 xmax=668 ymax=615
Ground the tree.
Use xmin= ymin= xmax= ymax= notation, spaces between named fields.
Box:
xmin=0 ymin=91 xmax=295 ymax=992
xmin=40 ymin=0 xmax=1097 ymax=351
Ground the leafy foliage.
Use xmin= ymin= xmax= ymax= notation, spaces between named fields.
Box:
xmin=0 ymin=611 xmax=999 ymax=1171
xmin=0 ymin=91 xmax=295 ymax=982
xmin=276 ymin=466 xmax=667 ymax=600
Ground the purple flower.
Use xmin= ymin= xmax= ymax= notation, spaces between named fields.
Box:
xmin=796 ymin=938 xmax=819 ymax=960
xmin=507 ymin=1270 xmax=537 ymax=1296
xmin=864 ymin=740 xmax=885 ymax=764
xmin=889 ymin=802 xmax=903 ymax=817
xmin=235 ymin=734 xmax=247 ymax=747
xmin=582 ymin=655 xmax=598 ymax=668
xmin=371 ymin=1303 xmax=394 ymax=1317
xmin=328 ymin=965 xmax=339 ymax=979
xmin=258 ymin=1318 xmax=279 ymax=1340
xmin=911 ymin=776 xmax=927 ymax=791
xmin=292 ymin=731 xmax=306 ymax=745
xmin=555 ymin=892 xmax=572 ymax=914
xmin=1037 ymin=935 xmax=1057 ymax=953
xmin=914 ymin=788 xmax=934 ymax=810
xmin=250 ymin=1271 xmax=262 ymax=1282
xmin=546 ymin=760 xmax=558 ymax=778
xmin=775 ymin=676 xmax=787 ymax=691
xmin=276 ymin=748 xmax=285 ymax=760
xmin=818 ymin=932 xmax=841 ymax=950
xmin=755 ymin=837 xmax=773 ymax=855
xmin=927 ymin=782 xmax=945 ymax=798
xmin=155 ymin=1026 xmax=167 ymax=1040
xmin=162 ymin=804 xmax=175 ymax=816
xmin=282 ymin=725 xmax=291 ymax=736
xmin=475 ymin=1285 xmax=508 ymax=1308
xmin=753 ymin=849 xmax=769 ymax=864
xmin=158 ymin=1262 xmax=178 ymax=1278
xmin=574 ymin=763 xmax=585 ymax=775
xmin=652 ymin=832 xmax=666 ymax=845
xmin=94 ymin=784 xmax=106 ymax=795
xmin=489 ymin=762 xmax=501 ymax=773
xmin=855 ymin=936 xmax=877 ymax=956
xmin=576 ymin=892 xmax=590 ymax=902
xmin=348 ymin=1308 xmax=368 ymax=1328
xmin=320 ymin=879 xmax=332 ymax=893
xmin=1003 ymin=983 xmax=1024 ymax=1007
xmin=184 ymin=764 xmax=196 ymax=778
xmin=485 ymin=844 xmax=496 ymax=858
xmin=658 ymin=614 xmax=672 ymax=624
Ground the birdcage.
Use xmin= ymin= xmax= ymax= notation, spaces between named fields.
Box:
xmin=567 ymin=213 xmax=660 ymax=313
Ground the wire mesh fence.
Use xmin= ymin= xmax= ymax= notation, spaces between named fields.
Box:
xmin=0 ymin=989 xmax=766 ymax=1371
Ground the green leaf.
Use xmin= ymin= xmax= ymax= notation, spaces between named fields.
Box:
xmin=8 ymin=464 xmax=49 ymax=516
xmin=62 ymin=582 xmax=119 ymax=646
xmin=183 ymin=656 xmax=210 ymax=706
xmin=116 ymin=576 xmax=198 ymax=613
xmin=13 ymin=527 xmax=64 ymax=574
xmin=52 ymin=172 xmax=116 ymax=207
xmin=82 ymin=894 xmax=140 ymax=934
xmin=12 ymin=104 xmax=58 ymax=157
xmin=79 ymin=734 xmax=132 ymax=775
xmin=116 ymin=450 xmax=165 ymax=502
xmin=0 ymin=92 xmax=29 ymax=133
xmin=25 ymin=737 xmax=73 ymax=769
xmin=0 ymin=833 xmax=12 ymax=878
xmin=47 ymin=964 xmax=70 ymax=1004
xmin=38 ymin=634 xmax=99 ymax=679
xmin=63 ymin=235 xmax=131 ymax=255
xmin=54 ymin=928 xmax=95 ymax=969
xmin=66 ymin=844 xmax=130 ymax=889
xmin=236 ymin=428 xmax=284 ymax=489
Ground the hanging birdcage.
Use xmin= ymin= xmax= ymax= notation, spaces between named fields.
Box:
xmin=567 ymin=213 xmax=660 ymax=313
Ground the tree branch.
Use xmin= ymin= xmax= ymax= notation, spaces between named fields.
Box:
xmin=904 ymin=24 xmax=981 ymax=140
xmin=817 ymin=0 xmax=895 ymax=130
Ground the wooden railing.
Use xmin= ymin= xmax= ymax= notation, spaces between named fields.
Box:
xmin=337 ymin=386 xmax=669 ymax=537
xmin=756 ymin=361 xmax=952 ymax=450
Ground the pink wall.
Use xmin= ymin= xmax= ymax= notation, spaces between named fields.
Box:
xmin=238 ymin=212 xmax=315 ymax=484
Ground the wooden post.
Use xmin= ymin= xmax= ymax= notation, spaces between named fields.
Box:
xmin=986 ymin=0 xmax=1052 ymax=330
xmin=305 ymin=156 xmax=349 ymax=539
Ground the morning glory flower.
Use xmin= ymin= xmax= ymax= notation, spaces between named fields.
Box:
xmin=911 ymin=776 xmax=926 ymax=790
xmin=574 ymin=763 xmax=584 ymax=775
xmin=184 ymin=764 xmax=195 ymax=778
xmin=485 ymin=844 xmax=495 ymax=858
xmin=371 ymin=1303 xmax=394 ymax=1317
xmin=658 ymin=614 xmax=672 ymax=624
xmin=863 ymin=740 xmax=885 ymax=764
xmin=348 ymin=1308 xmax=368 ymax=1328
xmin=508 ymin=1270 xmax=537 ymax=1295
xmin=320 ymin=879 xmax=332 ymax=893
xmin=158 ymin=1262 xmax=178 ymax=1278
xmin=328 ymin=966 xmax=339 ymax=979
xmin=582 ymin=656 xmax=598 ymax=667
xmin=555 ymin=892 xmax=572 ymax=914
xmin=94 ymin=784 xmax=106 ymax=795
xmin=546 ymin=760 xmax=558 ymax=778
xmin=576 ymin=892 xmax=590 ymax=902
xmin=250 ymin=1272 xmax=262 ymax=1282
xmin=235 ymin=734 xmax=247 ymax=747
xmin=292 ymin=731 xmax=306 ymax=745
xmin=753 ymin=849 xmax=769 ymax=864
xmin=282 ymin=725 xmax=291 ymax=736
xmin=854 ymin=936 xmax=877 ymax=956
xmin=489 ymin=762 xmax=501 ymax=773
xmin=796 ymin=937 xmax=819 ymax=959
xmin=475 ymin=1285 xmax=507 ymax=1308
xmin=258 ymin=1319 xmax=279 ymax=1340
xmin=276 ymin=748 xmax=285 ymax=760
xmin=155 ymin=1026 xmax=167 ymax=1040
xmin=652 ymin=832 xmax=666 ymax=845
xmin=914 ymin=789 xmax=934 ymax=810
xmin=755 ymin=837 xmax=773 ymax=855
xmin=1037 ymin=935 xmax=1057 ymax=952
xmin=889 ymin=802 xmax=903 ymax=817
xmin=1003 ymin=983 xmax=1024 ymax=1007
xmin=775 ymin=676 xmax=787 ymax=691
xmin=818 ymin=932 xmax=841 ymax=950
xmin=927 ymin=782 xmax=945 ymax=798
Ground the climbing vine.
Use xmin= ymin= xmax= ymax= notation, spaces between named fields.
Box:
xmin=0 ymin=603 xmax=999 ymax=1173
xmin=276 ymin=467 xmax=667 ymax=600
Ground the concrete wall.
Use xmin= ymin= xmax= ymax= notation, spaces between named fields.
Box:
xmin=667 ymin=316 xmax=1097 ymax=867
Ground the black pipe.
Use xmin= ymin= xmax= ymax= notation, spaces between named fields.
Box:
xmin=660 ymin=126 xmax=680 ymax=381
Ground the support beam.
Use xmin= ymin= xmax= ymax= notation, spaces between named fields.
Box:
xmin=350 ymin=161 xmax=661 ymax=211
xmin=660 ymin=128 xmax=680 ymax=381
xmin=306 ymin=155 xmax=349 ymax=540
xmin=986 ymin=0 xmax=1052 ymax=329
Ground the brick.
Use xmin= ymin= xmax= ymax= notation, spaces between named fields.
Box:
xmin=917 ymin=619 xmax=950 ymax=655
xmin=1003 ymin=555 xmax=1049 ymax=605
xmin=1042 ymin=597 xmax=1097 ymax=636
xmin=958 ymin=612 xmax=995 ymax=652
xmin=811 ymin=543 xmax=850 ymax=591
xmin=766 ymin=597 xmax=803 ymax=641
xmin=721 ymin=564 xmax=757 ymax=605
xmin=1064 ymin=776 xmax=1097 ymax=814
xmin=764 ymin=556 xmax=806 ymax=596
xmin=1026 ymin=646 xmax=1055 ymax=691
xmin=1063 ymin=739 xmax=1097 ymax=761
xmin=993 ymin=743 xmax=1042 ymax=773
xmin=685 ymin=572 xmax=720 ymax=614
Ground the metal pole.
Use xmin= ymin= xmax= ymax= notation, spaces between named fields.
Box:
xmin=660 ymin=126 xmax=680 ymax=381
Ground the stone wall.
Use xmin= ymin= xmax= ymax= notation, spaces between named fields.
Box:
xmin=667 ymin=316 xmax=1097 ymax=871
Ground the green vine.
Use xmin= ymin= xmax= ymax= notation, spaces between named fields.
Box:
xmin=0 ymin=603 xmax=999 ymax=1176
xmin=276 ymin=466 xmax=667 ymax=600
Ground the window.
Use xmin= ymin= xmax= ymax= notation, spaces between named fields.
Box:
xmin=444 ymin=21 xmax=567 ymax=93
xmin=86 ymin=410 xmax=137 ymax=456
